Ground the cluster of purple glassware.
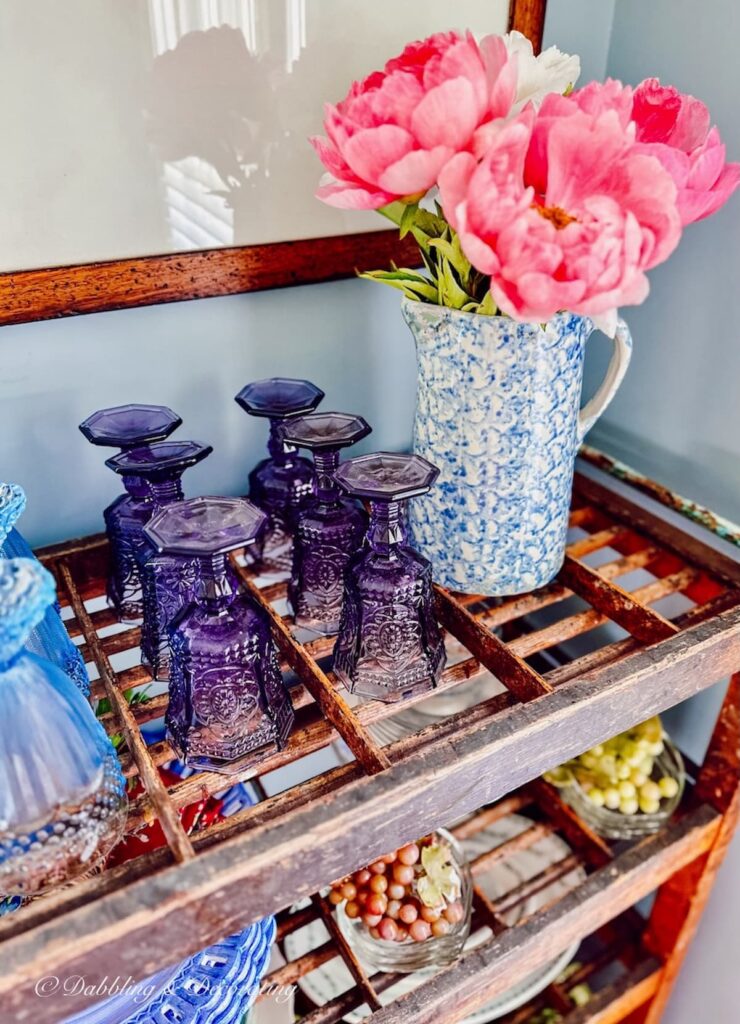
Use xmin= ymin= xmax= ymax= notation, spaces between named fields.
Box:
xmin=81 ymin=380 xmax=446 ymax=774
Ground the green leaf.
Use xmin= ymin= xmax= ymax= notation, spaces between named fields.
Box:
xmin=399 ymin=202 xmax=419 ymax=239
xmin=438 ymin=256 xmax=472 ymax=309
xmin=358 ymin=268 xmax=438 ymax=303
xmin=376 ymin=201 xmax=406 ymax=226
xmin=428 ymin=236 xmax=457 ymax=263
xmin=477 ymin=290 xmax=498 ymax=316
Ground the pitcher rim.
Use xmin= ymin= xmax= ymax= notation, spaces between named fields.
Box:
xmin=399 ymin=295 xmax=591 ymax=331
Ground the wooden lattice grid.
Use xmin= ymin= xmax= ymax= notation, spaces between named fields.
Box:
xmin=2 ymin=467 xmax=740 ymax=1023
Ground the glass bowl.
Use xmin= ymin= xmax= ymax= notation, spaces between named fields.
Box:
xmin=336 ymin=829 xmax=472 ymax=973
xmin=556 ymin=738 xmax=685 ymax=840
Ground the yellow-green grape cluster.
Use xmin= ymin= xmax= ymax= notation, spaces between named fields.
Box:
xmin=548 ymin=717 xmax=679 ymax=816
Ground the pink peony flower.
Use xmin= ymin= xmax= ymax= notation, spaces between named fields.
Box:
xmin=440 ymin=99 xmax=682 ymax=325
xmin=630 ymin=78 xmax=740 ymax=224
xmin=310 ymin=31 xmax=516 ymax=209
xmin=566 ymin=78 xmax=740 ymax=226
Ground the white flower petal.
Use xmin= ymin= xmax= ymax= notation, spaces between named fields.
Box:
xmin=503 ymin=30 xmax=581 ymax=112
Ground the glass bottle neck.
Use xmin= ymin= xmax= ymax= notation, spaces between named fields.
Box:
xmin=313 ymin=450 xmax=341 ymax=505
xmin=121 ymin=473 xmax=149 ymax=499
xmin=367 ymin=500 xmax=406 ymax=557
xmin=267 ymin=420 xmax=299 ymax=465
xmin=194 ymin=554 xmax=236 ymax=611
xmin=145 ymin=476 xmax=185 ymax=509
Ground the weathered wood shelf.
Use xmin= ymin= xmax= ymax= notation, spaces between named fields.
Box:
xmin=1 ymin=466 xmax=739 ymax=1024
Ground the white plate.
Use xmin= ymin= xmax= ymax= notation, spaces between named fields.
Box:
xmin=284 ymin=813 xmax=584 ymax=1023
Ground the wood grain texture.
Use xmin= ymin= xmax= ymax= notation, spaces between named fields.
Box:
xmin=357 ymin=808 xmax=718 ymax=1024
xmin=637 ymin=674 xmax=740 ymax=1024
xmin=573 ymin=473 xmax=740 ymax=587
xmin=565 ymin=961 xmax=662 ymax=1024
xmin=509 ymin=0 xmax=547 ymax=52
xmin=235 ymin=566 xmax=391 ymax=774
xmin=58 ymin=562 xmax=196 ymax=864
xmin=0 ymin=230 xmax=421 ymax=326
xmin=2 ymin=608 xmax=739 ymax=1022
xmin=434 ymin=584 xmax=553 ymax=701
xmin=558 ymin=555 xmax=679 ymax=644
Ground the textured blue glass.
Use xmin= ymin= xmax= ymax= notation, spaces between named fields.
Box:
xmin=0 ymin=559 xmax=127 ymax=895
xmin=59 ymin=772 xmax=275 ymax=1024
xmin=60 ymin=917 xmax=276 ymax=1024
xmin=0 ymin=483 xmax=89 ymax=695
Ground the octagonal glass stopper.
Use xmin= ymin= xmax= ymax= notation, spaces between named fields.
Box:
xmin=105 ymin=441 xmax=212 ymax=482
xmin=334 ymin=453 xmax=439 ymax=503
xmin=79 ymin=404 xmax=182 ymax=449
xmin=282 ymin=412 xmax=371 ymax=453
xmin=145 ymin=496 xmax=268 ymax=559
xmin=235 ymin=378 xmax=324 ymax=420
xmin=336 ymin=452 xmax=439 ymax=552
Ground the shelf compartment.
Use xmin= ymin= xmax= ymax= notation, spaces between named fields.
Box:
xmin=1 ymin=468 xmax=740 ymax=1023
xmin=264 ymin=783 xmax=715 ymax=1023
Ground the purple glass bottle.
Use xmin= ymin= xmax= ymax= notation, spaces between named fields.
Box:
xmin=282 ymin=412 xmax=371 ymax=635
xmin=144 ymin=497 xmax=294 ymax=774
xmin=79 ymin=404 xmax=182 ymax=621
xmin=105 ymin=442 xmax=213 ymax=674
xmin=333 ymin=453 xmax=446 ymax=702
xmin=235 ymin=377 xmax=324 ymax=574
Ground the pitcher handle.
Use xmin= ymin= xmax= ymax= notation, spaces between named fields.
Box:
xmin=578 ymin=317 xmax=633 ymax=443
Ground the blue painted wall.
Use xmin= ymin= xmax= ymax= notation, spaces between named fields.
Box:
xmin=0 ymin=278 xmax=416 ymax=546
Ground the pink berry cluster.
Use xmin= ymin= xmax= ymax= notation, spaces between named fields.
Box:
xmin=329 ymin=838 xmax=465 ymax=944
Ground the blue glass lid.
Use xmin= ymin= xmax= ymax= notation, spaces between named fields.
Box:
xmin=0 ymin=483 xmax=27 ymax=546
xmin=0 ymin=558 xmax=55 ymax=663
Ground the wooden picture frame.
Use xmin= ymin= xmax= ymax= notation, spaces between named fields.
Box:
xmin=0 ymin=0 xmax=546 ymax=327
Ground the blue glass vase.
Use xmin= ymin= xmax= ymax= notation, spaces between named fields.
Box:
xmin=0 ymin=559 xmax=128 ymax=895
xmin=60 ymin=779 xmax=276 ymax=1024
xmin=0 ymin=483 xmax=89 ymax=696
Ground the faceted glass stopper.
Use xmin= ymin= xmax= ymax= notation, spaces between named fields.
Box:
xmin=145 ymin=496 xmax=268 ymax=557
xmin=282 ymin=412 xmax=372 ymax=451
xmin=0 ymin=483 xmax=27 ymax=544
xmin=334 ymin=452 xmax=439 ymax=502
xmin=0 ymin=559 xmax=56 ymax=663
xmin=235 ymin=377 xmax=324 ymax=419
xmin=105 ymin=440 xmax=212 ymax=480
xmin=79 ymin=404 xmax=182 ymax=448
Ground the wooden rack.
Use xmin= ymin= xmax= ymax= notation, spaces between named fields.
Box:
xmin=1 ymin=466 xmax=739 ymax=1024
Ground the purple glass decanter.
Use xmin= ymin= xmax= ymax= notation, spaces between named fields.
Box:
xmin=79 ymin=404 xmax=182 ymax=621
xmin=144 ymin=496 xmax=295 ymax=774
xmin=282 ymin=412 xmax=371 ymax=635
xmin=333 ymin=453 xmax=446 ymax=702
xmin=235 ymin=377 xmax=324 ymax=574
xmin=105 ymin=442 xmax=213 ymax=673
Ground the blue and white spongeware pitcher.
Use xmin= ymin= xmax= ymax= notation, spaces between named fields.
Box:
xmin=403 ymin=299 xmax=632 ymax=596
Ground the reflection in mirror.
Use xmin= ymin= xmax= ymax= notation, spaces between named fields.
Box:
xmin=0 ymin=0 xmax=510 ymax=272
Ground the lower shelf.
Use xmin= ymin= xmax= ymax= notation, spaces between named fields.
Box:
xmin=259 ymin=781 xmax=719 ymax=1024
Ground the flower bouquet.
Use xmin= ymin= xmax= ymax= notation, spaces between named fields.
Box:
xmin=311 ymin=30 xmax=740 ymax=596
